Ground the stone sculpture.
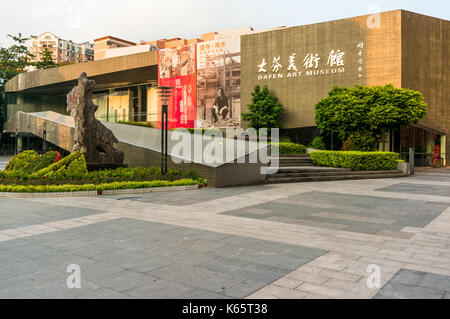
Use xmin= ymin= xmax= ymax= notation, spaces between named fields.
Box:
xmin=67 ymin=73 xmax=124 ymax=165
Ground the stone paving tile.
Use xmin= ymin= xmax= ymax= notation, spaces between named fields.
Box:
xmin=0 ymin=199 xmax=106 ymax=230
xmin=223 ymin=279 xmax=268 ymax=298
xmin=295 ymin=282 xmax=350 ymax=299
xmin=1 ymin=217 xmax=326 ymax=299
xmin=374 ymin=269 xmax=450 ymax=299
xmin=376 ymin=183 xmax=450 ymax=197
xmin=322 ymin=278 xmax=377 ymax=299
xmin=117 ymin=185 xmax=274 ymax=206
xmin=412 ymin=175 xmax=450 ymax=182
xmin=75 ymin=288 xmax=134 ymax=299
xmin=251 ymin=285 xmax=308 ymax=299
xmin=0 ymin=287 xmax=37 ymax=299
xmin=271 ymin=277 xmax=303 ymax=289
xmin=419 ymin=272 xmax=450 ymax=292
xmin=176 ymin=289 xmax=234 ymax=299
xmin=221 ymin=191 xmax=448 ymax=236
xmin=1 ymin=170 xmax=449 ymax=299
xmin=375 ymin=282 xmax=445 ymax=299
xmin=90 ymin=270 xmax=158 ymax=293
xmin=285 ymin=270 xmax=328 ymax=285
xmin=124 ymin=279 xmax=193 ymax=299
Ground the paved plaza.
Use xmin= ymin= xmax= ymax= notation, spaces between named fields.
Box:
xmin=0 ymin=169 xmax=450 ymax=299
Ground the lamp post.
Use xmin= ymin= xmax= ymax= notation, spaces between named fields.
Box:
xmin=157 ymin=86 xmax=173 ymax=175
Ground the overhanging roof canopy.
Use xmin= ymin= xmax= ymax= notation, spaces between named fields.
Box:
xmin=5 ymin=50 xmax=158 ymax=95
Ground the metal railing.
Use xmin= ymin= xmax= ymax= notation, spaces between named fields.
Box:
xmin=95 ymin=112 xmax=158 ymax=123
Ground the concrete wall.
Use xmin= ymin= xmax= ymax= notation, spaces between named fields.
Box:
xmin=241 ymin=10 xmax=403 ymax=130
xmin=5 ymin=112 xmax=75 ymax=152
xmin=401 ymin=11 xmax=450 ymax=162
xmin=6 ymin=94 xmax=67 ymax=122
xmin=5 ymin=50 xmax=158 ymax=94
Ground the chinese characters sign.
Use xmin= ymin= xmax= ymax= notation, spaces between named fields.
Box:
xmin=256 ymin=47 xmax=358 ymax=81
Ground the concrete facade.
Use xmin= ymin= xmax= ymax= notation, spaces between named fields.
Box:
xmin=240 ymin=10 xmax=449 ymax=162
xmin=5 ymin=50 xmax=158 ymax=95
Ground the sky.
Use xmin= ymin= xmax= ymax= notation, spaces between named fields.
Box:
xmin=0 ymin=0 xmax=448 ymax=46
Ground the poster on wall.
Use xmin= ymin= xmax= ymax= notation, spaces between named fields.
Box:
xmin=158 ymin=44 xmax=196 ymax=129
xmin=196 ymin=38 xmax=241 ymax=128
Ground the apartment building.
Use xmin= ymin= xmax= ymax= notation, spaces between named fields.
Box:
xmin=93 ymin=36 xmax=136 ymax=60
xmin=29 ymin=32 xmax=94 ymax=64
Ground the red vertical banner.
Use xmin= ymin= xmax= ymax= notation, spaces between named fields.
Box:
xmin=158 ymin=44 xmax=196 ymax=129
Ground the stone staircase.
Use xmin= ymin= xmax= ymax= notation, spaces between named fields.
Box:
xmin=264 ymin=154 xmax=409 ymax=184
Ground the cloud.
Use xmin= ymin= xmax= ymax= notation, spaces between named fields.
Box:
xmin=0 ymin=0 xmax=448 ymax=47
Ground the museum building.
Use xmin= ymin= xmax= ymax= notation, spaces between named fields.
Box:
xmin=2 ymin=10 xmax=449 ymax=167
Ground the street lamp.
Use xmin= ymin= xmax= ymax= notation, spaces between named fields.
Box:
xmin=157 ymin=86 xmax=173 ymax=175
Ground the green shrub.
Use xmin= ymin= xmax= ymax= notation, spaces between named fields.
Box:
xmin=4 ymin=151 xmax=39 ymax=172
xmin=280 ymin=136 xmax=292 ymax=143
xmin=118 ymin=121 xmax=153 ymax=128
xmin=346 ymin=131 xmax=380 ymax=151
xmin=310 ymin=151 xmax=399 ymax=171
xmin=1 ymin=165 xmax=204 ymax=186
xmin=26 ymin=151 xmax=60 ymax=173
xmin=0 ymin=179 xmax=202 ymax=193
xmin=31 ymin=151 xmax=88 ymax=179
xmin=271 ymin=142 xmax=307 ymax=154
xmin=310 ymin=137 xmax=326 ymax=150
xmin=242 ymin=85 xmax=284 ymax=130
xmin=314 ymin=85 xmax=427 ymax=150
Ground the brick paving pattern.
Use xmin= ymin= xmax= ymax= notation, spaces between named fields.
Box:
xmin=0 ymin=168 xmax=449 ymax=299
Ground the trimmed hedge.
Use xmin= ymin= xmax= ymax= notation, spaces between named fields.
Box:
xmin=5 ymin=151 xmax=62 ymax=174
xmin=31 ymin=151 xmax=88 ymax=179
xmin=4 ymin=151 xmax=39 ymax=172
xmin=27 ymin=151 xmax=61 ymax=173
xmin=0 ymin=167 xmax=203 ymax=186
xmin=0 ymin=179 xmax=201 ymax=193
xmin=0 ymin=151 xmax=206 ymax=193
xmin=271 ymin=142 xmax=307 ymax=154
xmin=310 ymin=151 xmax=400 ymax=171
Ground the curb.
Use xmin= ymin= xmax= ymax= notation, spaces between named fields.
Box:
xmin=0 ymin=185 xmax=201 ymax=199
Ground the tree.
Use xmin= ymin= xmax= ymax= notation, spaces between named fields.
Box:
xmin=35 ymin=48 xmax=58 ymax=69
xmin=314 ymin=84 xmax=427 ymax=151
xmin=0 ymin=33 xmax=35 ymax=129
xmin=242 ymin=85 xmax=284 ymax=130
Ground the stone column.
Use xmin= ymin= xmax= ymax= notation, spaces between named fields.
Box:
xmin=17 ymin=135 xmax=23 ymax=154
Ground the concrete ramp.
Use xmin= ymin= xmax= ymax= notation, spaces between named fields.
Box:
xmin=4 ymin=111 xmax=268 ymax=187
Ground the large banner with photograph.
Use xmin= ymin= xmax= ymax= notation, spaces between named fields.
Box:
xmin=196 ymin=38 xmax=241 ymax=128
xmin=158 ymin=44 xmax=197 ymax=129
